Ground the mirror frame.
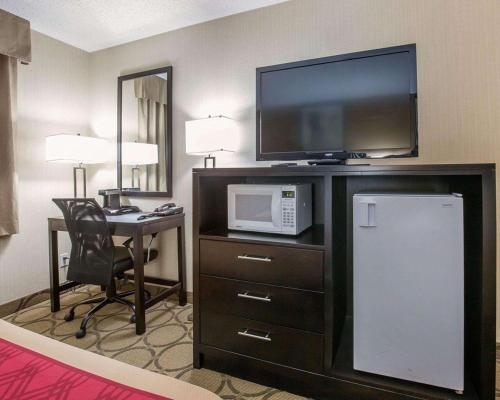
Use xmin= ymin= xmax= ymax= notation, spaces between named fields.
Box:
xmin=117 ymin=66 xmax=173 ymax=197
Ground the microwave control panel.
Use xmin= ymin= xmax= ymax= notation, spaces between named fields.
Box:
xmin=281 ymin=190 xmax=296 ymax=229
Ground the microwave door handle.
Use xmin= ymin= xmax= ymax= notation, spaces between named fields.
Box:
xmin=272 ymin=189 xmax=282 ymax=229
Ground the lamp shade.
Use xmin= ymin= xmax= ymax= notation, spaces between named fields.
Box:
xmin=45 ymin=134 xmax=107 ymax=164
xmin=185 ymin=115 xmax=236 ymax=154
xmin=122 ymin=142 xmax=159 ymax=165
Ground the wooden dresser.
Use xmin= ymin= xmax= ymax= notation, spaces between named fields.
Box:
xmin=199 ymin=239 xmax=325 ymax=373
xmin=192 ymin=165 xmax=496 ymax=400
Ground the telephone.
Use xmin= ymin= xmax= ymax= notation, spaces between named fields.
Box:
xmin=104 ymin=205 xmax=141 ymax=216
xmin=99 ymin=188 xmax=142 ymax=216
xmin=137 ymin=203 xmax=183 ymax=220
xmin=155 ymin=203 xmax=176 ymax=212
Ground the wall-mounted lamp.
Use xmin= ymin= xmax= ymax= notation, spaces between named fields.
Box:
xmin=185 ymin=115 xmax=236 ymax=168
xmin=122 ymin=142 xmax=159 ymax=188
xmin=45 ymin=134 xmax=107 ymax=197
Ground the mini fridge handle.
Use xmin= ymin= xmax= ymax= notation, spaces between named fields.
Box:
xmin=359 ymin=201 xmax=376 ymax=227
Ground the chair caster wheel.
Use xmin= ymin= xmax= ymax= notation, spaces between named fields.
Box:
xmin=130 ymin=315 xmax=136 ymax=324
xmin=64 ymin=312 xmax=74 ymax=322
xmin=75 ymin=328 xmax=86 ymax=339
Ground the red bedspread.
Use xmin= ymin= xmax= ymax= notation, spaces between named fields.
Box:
xmin=0 ymin=338 xmax=172 ymax=400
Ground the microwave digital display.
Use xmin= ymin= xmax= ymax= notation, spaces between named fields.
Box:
xmin=282 ymin=191 xmax=295 ymax=198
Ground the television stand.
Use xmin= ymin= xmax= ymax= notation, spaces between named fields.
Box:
xmin=308 ymin=160 xmax=346 ymax=166
xmin=192 ymin=164 xmax=495 ymax=400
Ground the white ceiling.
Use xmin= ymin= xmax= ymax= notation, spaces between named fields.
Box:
xmin=0 ymin=0 xmax=289 ymax=52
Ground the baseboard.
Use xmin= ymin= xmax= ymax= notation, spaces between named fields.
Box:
xmin=0 ymin=289 xmax=51 ymax=318
xmin=0 ymin=286 xmax=193 ymax=318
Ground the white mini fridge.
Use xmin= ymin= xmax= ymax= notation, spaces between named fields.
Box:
xmin=353 ymin=194 xmax=464 ymax=392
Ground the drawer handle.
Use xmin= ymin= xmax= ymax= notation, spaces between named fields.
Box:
xmin=237 ymin=329 xmax=272 ymax=342
xmin=237 ymin=254 xmax=272 ymax=262
xmin=237 ymin=292 xmax=271 ymax=302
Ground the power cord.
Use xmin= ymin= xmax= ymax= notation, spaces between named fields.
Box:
xmin=60 ymin=255 xmax=75 ymax=292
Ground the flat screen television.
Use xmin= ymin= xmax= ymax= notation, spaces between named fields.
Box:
xmin=256 ymin=44 xmax=417 ymax=162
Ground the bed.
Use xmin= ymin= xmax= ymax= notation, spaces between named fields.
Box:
xmin=0 ymin=319 xmax=220 ymax=400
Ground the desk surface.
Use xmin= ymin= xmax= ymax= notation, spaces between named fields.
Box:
xmin=49 ymin=212 xmax=185 ymax=237
xmin=50 ymin=212 xmax=185 ymax=225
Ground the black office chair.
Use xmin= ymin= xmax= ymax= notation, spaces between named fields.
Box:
xmin=53 ymin=198 xmax=158 ymax=339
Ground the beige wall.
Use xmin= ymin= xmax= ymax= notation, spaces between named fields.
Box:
xmin=0 ymin=31 xmax=89 ymax=304
xmin=2 ymin=0 xmax=499 ymax=336
xmin=88 ymin=0 xmax=500 ymax=335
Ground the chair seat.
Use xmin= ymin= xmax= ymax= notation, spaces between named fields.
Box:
xmin=113 ymin=246 xmax=159 ymax=275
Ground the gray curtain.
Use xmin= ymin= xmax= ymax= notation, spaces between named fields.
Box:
xmin=134 ymin=76 xmax=167 ymax=192
xmin=0 ymin=9 xmax=31 ymax=63
xmin=0 ymin=9 xmax=31 ymax=236
xmin=0 ymin=55 xmax=18 ymax=236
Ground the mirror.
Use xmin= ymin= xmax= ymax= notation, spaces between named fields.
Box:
xmin=118 ymin=66 xmax=172 ymax=197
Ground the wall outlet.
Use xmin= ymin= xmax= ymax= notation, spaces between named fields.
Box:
xmin=59 ymin=253 xmax=69 ymax=268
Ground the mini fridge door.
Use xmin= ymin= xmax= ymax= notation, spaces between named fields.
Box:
xmin=353 ymin=194 xmax=464 ymax=391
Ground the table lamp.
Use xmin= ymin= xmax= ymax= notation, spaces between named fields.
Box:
xmin=185 ymin=115 xmax=236 ymax=167
xmin=122 ymin=142 xmax=159 ymax=189
xmin=45 ymin=133 xmax=107 ymax=197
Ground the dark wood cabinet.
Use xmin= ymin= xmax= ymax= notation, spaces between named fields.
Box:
xmin=200 ymin=239 xmax=324 ymax=290
xmin=200 ymin=275 xmax=324 ymax=332
xmin=201 ymin=311 xmax=324 ymax=373
xmin=193 ymin=164 xmax=496 ymax=400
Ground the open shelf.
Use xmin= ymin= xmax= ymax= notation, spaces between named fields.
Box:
xmin=331 ymin=317 xmax=478 ymax=400
xmin=200 ymin=224 xmax=325 ymax=250
xmin=197 ymin=174 xmax=326 ymax=250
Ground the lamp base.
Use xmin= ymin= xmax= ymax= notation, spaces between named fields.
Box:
xmin=204 ymin=156 xmax=216 ymax=168
xmin=131 ymin=166 xmax=140 ymax=188
xmin=73 ymin=165 xmax=87 ymax=198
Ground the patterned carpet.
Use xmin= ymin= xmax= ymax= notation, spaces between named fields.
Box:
xmin=3 ymin=284 xmax=306 ymax=400
xmin=3 ymin=284 xmax=500 ymax=399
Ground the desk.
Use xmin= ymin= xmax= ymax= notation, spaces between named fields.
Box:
xmin=48 ymin=212 xmax=187 ymax=335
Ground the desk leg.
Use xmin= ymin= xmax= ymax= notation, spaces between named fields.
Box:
xmin=177 ymin=222 xmax=187 ymax=306
xmin=49 ymin=228 xmax=60 ymax=312
xmin=133 ymin=233 xmax=146 ymax=335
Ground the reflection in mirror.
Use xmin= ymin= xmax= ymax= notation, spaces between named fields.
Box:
xmin=118 ymin=67 xmax=172 ymax=197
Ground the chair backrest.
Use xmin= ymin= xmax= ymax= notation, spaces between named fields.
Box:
xmin=53 ymin=198 xmax=115 ymax=286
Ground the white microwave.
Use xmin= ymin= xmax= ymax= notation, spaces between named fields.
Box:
xmin=227 ymin=184 xmax=312 ymax=235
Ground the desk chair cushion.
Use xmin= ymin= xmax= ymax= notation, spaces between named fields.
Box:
xmin=113 ymin=246 xmax=159 ymax=275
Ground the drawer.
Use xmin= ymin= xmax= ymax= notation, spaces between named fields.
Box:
xmin=199 ymin=239 xmax=323 ymax=291
xmin=200 ymin=275 xmax=324 ymax=332
xmin=201 ymin=311 xmax=324 ymax=373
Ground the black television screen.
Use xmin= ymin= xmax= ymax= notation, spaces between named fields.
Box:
xmin=256 ymin=45 xmax=417 ymax=161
